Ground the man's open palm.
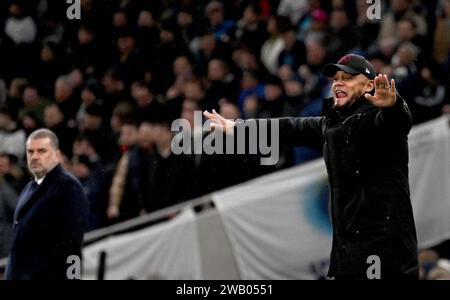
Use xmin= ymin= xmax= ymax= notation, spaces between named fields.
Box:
xmin=365 ymin=74 xmax=397 ymax=108
xmin=203 ymin=109 xmax=236 ymax=135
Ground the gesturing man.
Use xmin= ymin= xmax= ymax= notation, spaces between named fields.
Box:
xmin=204 ymin=54 xmax=418 ymax=279
xmin=5 ymin=129 xmax=88 ymax=280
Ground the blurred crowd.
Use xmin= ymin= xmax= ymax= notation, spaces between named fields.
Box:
xmin=1 ymin=0 xmax=450 ymax=271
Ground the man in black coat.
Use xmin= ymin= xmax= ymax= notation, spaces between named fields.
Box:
xmin=5 ymin=129 xmax=88 ymax=280
xmin=204 ymin=54 xmax=418 ymax=279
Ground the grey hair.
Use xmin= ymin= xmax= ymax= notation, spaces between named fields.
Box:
xmin=27 ymin=128 xmax=59 ymax=150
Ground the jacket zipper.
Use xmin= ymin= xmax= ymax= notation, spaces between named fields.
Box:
xmin=342 ymin=113 xmax=362 ymax=125
xmin=343 ymin=113 xmax=363 ymax=143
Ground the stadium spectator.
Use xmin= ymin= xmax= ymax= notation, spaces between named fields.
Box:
xmin=260 ymin=15 xmax=289 ymax=75
xmin=43 ymin=103 xmax=77 ymax=157
xmin=235 ymin=3 xmax=269 ymax=57
xmin=0 ymin=153 xmax=26 ymax=194
xmin=5 ymin=78 xmax=28 ymax=119
xmin=0 ymin=106 xmax=26 ymax=162
xmin=204 ymin=1 xmax=236 ymax=44
xmin=433 ymin=0 xmax=450 ymax=64
xmin=141 ymin=121 xmax=196 ymax=213
xmin=71 ymin=155 xmax=105 ymax=231
xmin=107 ymin=122 xmax=140 ymax=222
xmin=377 ymin=0 xmax=427 ymax=41
xmin=0 ymin=178 xmax=17 ymax=258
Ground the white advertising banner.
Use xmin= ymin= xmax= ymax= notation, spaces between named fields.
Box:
xmin=82 ymin=208 xmax=202 ymax=280
xmin=212 ymin=160 xmax=333 ymax=280
xmin=408 ymin=116 xmax=450 ymax=248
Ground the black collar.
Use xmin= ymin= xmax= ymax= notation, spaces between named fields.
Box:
xmin=321 ymin=96 xmax=370 ymax=122
xmin=31 ymin=164 xmax=63 ymax=184
xmin=45 ymin=164 xmax=63 ymax=179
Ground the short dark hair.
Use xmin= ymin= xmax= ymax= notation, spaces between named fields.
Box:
xmin=27 ymin=128 xmax=59 ymax=150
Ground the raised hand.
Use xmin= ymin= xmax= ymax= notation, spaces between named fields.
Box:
xmin=365 ymin=74 xmax=397 ymax=108
xmin=203 ymin=109 xmax=236 ymax=135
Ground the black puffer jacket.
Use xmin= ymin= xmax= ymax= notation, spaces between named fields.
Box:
xmin=248 ymin=95 xmax=418 ymax=278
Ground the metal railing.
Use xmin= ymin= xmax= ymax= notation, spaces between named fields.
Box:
xmin=84 ymin=194 xmax=213 ymax=244
xmin=0 ymin=194 xmax=214 ymax=273
xmin=0 ymin=257 xmax=7 ymax=274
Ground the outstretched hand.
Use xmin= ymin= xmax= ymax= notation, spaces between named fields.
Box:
xmin=365 ymin=74 xmax=397 ymax=108
xmin=203 ymin=109 xmax=236 ymax=135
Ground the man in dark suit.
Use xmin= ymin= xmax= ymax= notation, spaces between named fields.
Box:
xmin=5 ymin=129 xmax=88 ymax=280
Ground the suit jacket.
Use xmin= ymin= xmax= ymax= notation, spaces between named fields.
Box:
xmin=5 ymin=164 xmax=88 ymax=280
